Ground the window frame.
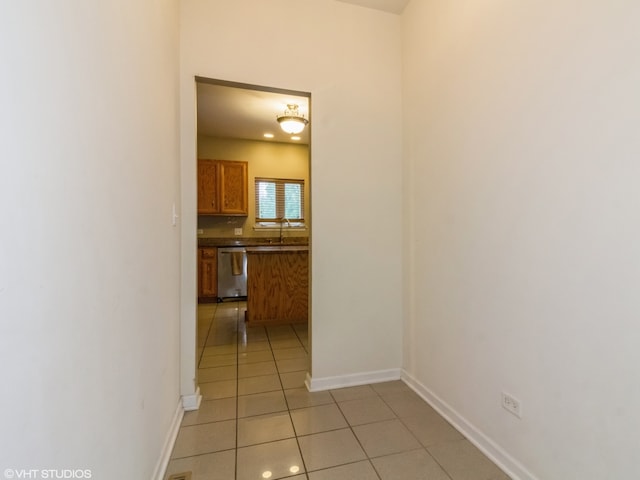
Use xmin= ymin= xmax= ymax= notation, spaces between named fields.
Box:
xmin=254 ymin=177 xmax=305 ymax=228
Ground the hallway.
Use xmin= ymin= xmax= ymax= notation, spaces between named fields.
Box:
xmin=164 ymin=302 xmax=510 ymax=480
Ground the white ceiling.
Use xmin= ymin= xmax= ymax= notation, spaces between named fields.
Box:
xmin=336 ymin=0 xmax=410 ymax=14
xmin=197 ymin=82 xmax=310 ymax=145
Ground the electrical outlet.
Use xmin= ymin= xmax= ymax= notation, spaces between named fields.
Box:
xmin=234 ymin=228 xmax=242 ymax=236
xmin=501 ymin=392 xmax=522 ymax=418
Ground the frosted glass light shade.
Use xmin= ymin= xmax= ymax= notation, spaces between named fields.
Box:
xmin=276 ymin=104 xmax=308 ymax=134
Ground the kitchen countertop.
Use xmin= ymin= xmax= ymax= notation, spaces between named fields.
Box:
xmin=198 ymin=237 xmax=308 ymax=247
xmin=245 ymin=245 xmax=309 ymax=253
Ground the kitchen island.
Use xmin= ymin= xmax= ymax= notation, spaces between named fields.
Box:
xmin=245 ymin=245 xmax=309 ymax=326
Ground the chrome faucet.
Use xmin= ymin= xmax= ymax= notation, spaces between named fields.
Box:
xmin=279 ymin=217 xmax=290 ymax=244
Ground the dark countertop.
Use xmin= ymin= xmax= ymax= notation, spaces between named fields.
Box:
xmin=246 ymin=245 xmax=309 ymax=253
xmin=198 ymin=237 xmax=309 ymax=248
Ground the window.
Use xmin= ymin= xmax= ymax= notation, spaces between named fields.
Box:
xmin=255 ymin=178 xmax=305 ymax=226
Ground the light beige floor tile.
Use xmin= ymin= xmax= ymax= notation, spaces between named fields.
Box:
xmin=238 ymin=360 xmax=277 ymax=378
xmin=205 ymin=332 xmax=238 ymax=347
xmin=202 ymin=344 xmax=237 ymax=356
xmin=353 ymin=419 xmax=421 ymax=458
xmin=198 ymin=365 xmax=237 ymax=383
xmin=237 ymin=411 xmax=295 ymax=447
xmin=199 ymin=353 xmax=237 ymax=369
xmin=276 ymin=357 xmax=308 ymax=373
xmin=285 ymin=388 xmax=334 ymax=410
xmin=371 ymin=449 xmax=450 ymax=480
xmin=280 ymin=371 xmax=308 ymax=389
xmin=427 ymin=439 xmax=510 ymax=480
xmin=329 ymin=385 xmax=377 ymax=402
xmin=237 ymin=390 xmax=287 ymax=418
xmin=400 ymin=412 xmax=463 ymax=447
xmin=266 ymin=325 xmax=296 ymax=337
xmin=338 ymin=396 xmax=396 ymax=426
xmin=298 ymin=428 xmax=367 ymax=472
xmin=381 ymin=391 xmax=439 ymax=418
xmin=308 ymin=460 xmax=379 ymax=480
xmin=370 ymin=380 xmax=412 ymax=396
xmin=199 ymin=380 xmax=237 ymax=400
xmin=238 ymin=340 xmax=271 ymax=352
xmin=181 ymin=397 xmax=236 ymax=426
xmin=238 ymin=350 xmax=274 ymax=365
xmin=272 ymin=347 xmax=308 ymax=360
xmin=290 ymin=403 xmax=348 ymax=435
xmin=236 ymin=438 xmax=304 ymax=480
xmin=170 ymin=420 xmax=236 ymax=459
xmin=164 ymin=449 xmax=235 ymax=480
xmin=270 ymin=338 xmax=304 ymax=349
xmin=237 ymin=374 xmax=282 ymax=395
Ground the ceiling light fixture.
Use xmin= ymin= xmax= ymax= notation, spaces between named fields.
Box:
xmin=276 ymin=103 xmax=308 ymax=134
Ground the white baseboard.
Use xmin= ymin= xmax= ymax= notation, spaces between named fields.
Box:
xmin=151 ymin=398 xmax=184 ymax=480
xmin=401 ymin=370 xmax=537 ymax=480
xmin=306 ymin=368 xmax=402 ymax=392
xmin=181 ymin=386 xmax=202 ymax=411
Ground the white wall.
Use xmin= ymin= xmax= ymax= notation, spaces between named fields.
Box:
xmin=180 ymin=0 xmax=404 ymax=387
xmin=0 ymin=1 xmax=181 ymax=477
xmin=402 ymin=1 xmax=640 ymax=479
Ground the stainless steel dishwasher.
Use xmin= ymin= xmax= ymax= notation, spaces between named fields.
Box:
xmin=217 ymin=247 xmax=247 ymax=301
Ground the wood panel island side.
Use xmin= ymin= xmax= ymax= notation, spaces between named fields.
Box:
xmin=245 ymin=245 xmax=309 ymax=326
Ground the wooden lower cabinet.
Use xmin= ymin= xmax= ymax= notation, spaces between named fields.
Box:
xmin=246 ymin=247 xmax=308 ymax=325
xmin=198 ymin=247 xmax=217 ymax=301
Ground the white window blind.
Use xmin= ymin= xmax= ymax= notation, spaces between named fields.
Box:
xmin=255 ymin=178 xmax=304 ymax=222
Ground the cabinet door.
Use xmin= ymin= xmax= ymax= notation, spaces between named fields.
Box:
xmin=198 ymin=247 xmax=217 ymax=299
xmin=197 ymin=159 xmax=219 ymax=214
xmin=219 ymin=160 xmax=248 ymax=215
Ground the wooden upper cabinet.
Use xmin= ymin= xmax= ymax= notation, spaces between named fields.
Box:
xmin=198 ymin=159 xmax=248 ymax=216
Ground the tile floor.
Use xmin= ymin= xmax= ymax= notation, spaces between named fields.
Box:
xmin=164 ymin=301 xmax=510 ymax=480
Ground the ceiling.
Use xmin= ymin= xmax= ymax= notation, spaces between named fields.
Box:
xmin=197 ymin=82 xmax=310 ymax=145
xmin=336 ymin=0 xmax=410 ymax=14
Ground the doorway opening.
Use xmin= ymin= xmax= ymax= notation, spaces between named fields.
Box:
xmin=193 ymin=77 xmax=312 ymax=402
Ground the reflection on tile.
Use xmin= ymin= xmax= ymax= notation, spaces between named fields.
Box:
xmin=237 ymin=390 xmax=287 ymax=418
xmin=171 ymin=420 xmax=236 ymax=459
xmin=338 ymin=396 xmax=396 ymax=426
xmin=285 ymin=388 xmax=334 ymax=410
xmin=352 ymin=419 xmax=421 ymax=457
xmin=238 ymin=374 xmax=282 ymax=395
xmin=298 ymin=428 xmax=366 ymax=471
xmin=236 ymin=438 xmax=304 ymax=480
xmin=237 ymin=411 xmax=295 ymax=447
xmin=238 ymin=350 xmax=274 ymax=365
xmin=164 ymin=450 xmax=235 ymax=480
xmin=371 ymin=449 xmax=450 ymax=480
xmin=290 ymin=403 xmax=348 ymax=436
xmin=308 ymin=460 xmax=379 ymax=480
xmin=199 ymin=379 xmax=237 ymax=400
xmin=427 ymin=439 xmax=511 ymax=480
xmin=329 ymin=385 xmax=377 ymax=402
xmin=181 ymin=397 xmax=236 ymax=426
xmin=238 ymin=340 xmax=271 ymax=352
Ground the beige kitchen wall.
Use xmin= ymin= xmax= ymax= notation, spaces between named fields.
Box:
xmin=197 ymin=135 xmax=310 ymax=238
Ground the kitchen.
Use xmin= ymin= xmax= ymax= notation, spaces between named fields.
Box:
xmin=195 ymin=79 xmax=310 ymax=327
